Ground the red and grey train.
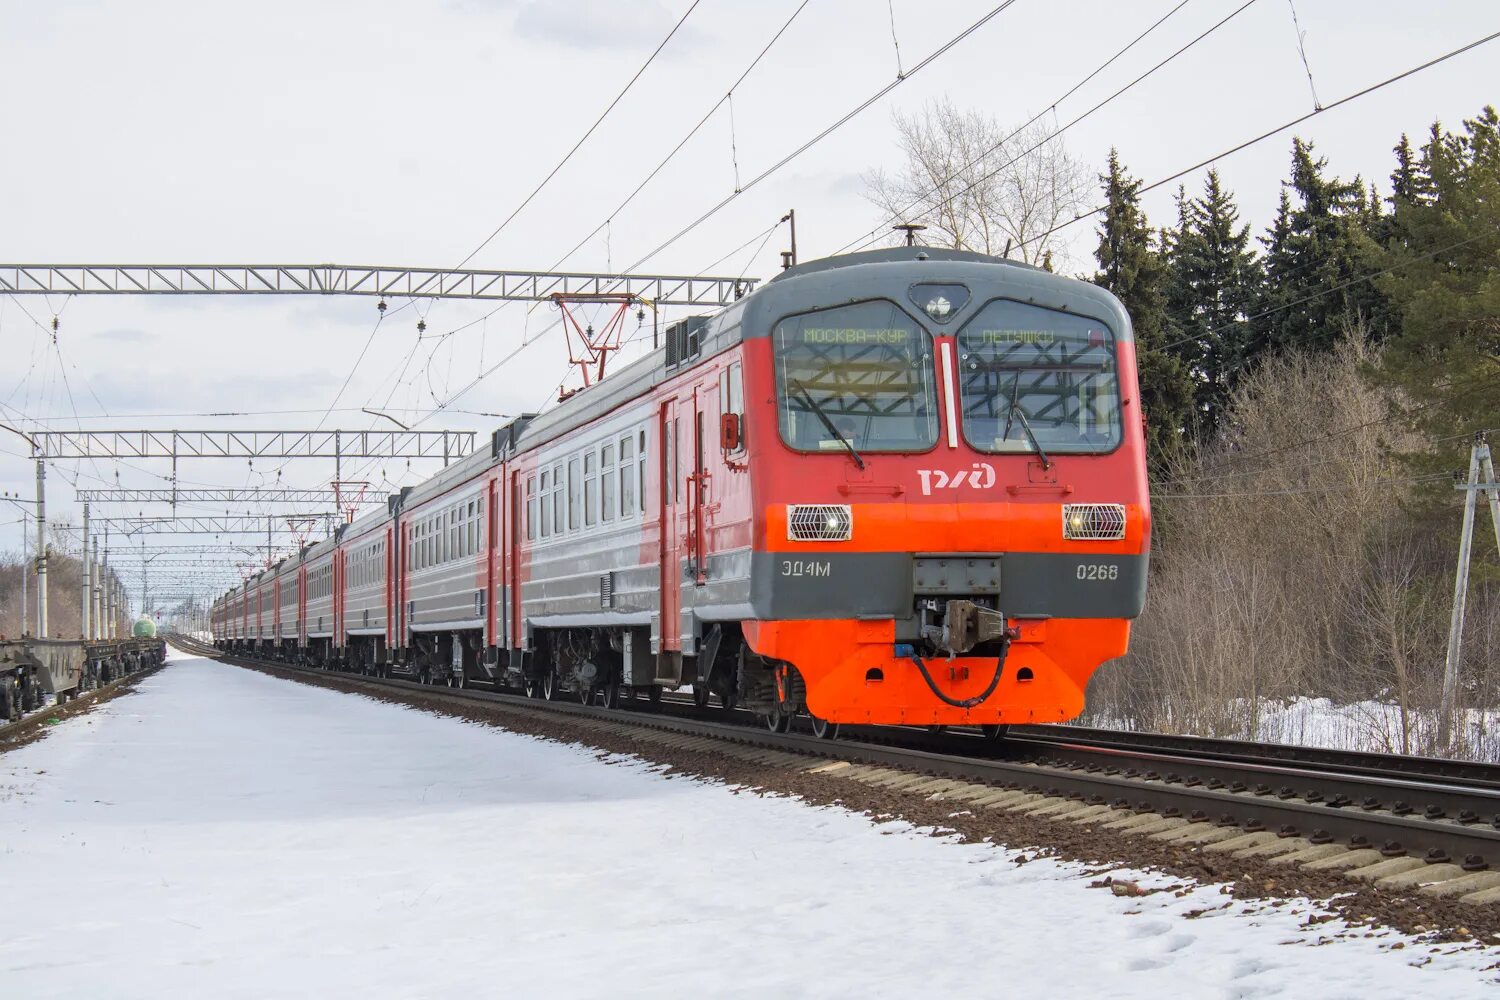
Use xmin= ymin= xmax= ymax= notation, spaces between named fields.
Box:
xmin=211 ymin=247 xmax=1150 ymax=732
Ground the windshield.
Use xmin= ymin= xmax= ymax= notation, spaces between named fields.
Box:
xmin=775 ymin=300 xmax=937 ymax=453
xmin=957 ymin=299 xmax=1122 ymax=454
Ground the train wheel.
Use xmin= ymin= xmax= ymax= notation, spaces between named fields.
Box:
xmin=647 ymin=685 xmax=662 ymax=707
xmin=809 ymin=713 xmax=839 ymax=740
xmin=454 ymin=671 xmax=467 ymax=690
xmin=543 ymin=670 xmax=562 ymax=701
xmin=692 ymin=685 xmax=710 ymax=709
xmin=763 ymin=708 xmax=791 ymax=734
xmin=577 ymin=681 xmax=594 ymax=706
xmin=601 ymin=677 xmax=621 ymax=709
xmin=523 ymin=674 xmax=539 ymax=698
xmin=981 ymin=724 xmax=1009 ymax=742
xmin=0 ymin=680 xmax=14 ymax=722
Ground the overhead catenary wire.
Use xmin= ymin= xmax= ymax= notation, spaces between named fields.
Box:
xmin=1009 ymin=29 xmax=1500 ymax=256
xmin=375 ymin=0 xmax=816 ymax=418
xmin=1159 ymin=231 xmax=1492 ymax=357
xmin=625 ymin=0 xmax=1022 ymax=272
xmin=453 ymin=0 xmax=704 ymax=270
xmin=199 ymin=3 xmax=1078 ymax=496
xmin=840 ymin=0 xmax=1245 ymax=255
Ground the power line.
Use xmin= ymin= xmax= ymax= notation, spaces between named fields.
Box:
xmin=1160 ymin=231 xmax=1491 ymax=357
xmin=1155 ymin=469 xmax=1454 ymax=499
xmin=1013 ymin=29 xmax=1500 ymax=255
xmin=544 ymin=0 xmax=813 ymax=278
xmin=454 ymin=0 xmax=704 ymax=270
xmin=837 ymin=0 xmax=1207 ymax=255
xmin=627 ymin=0 xmax=1022 ymax=272
xmin=329 ymin=4 xmax=1021 ymax=487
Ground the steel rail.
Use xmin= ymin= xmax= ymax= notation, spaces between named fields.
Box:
xmin=1004 ymin=723 xmax=1500 ymax=790
xmin=169 ymin=636 xmax=1500 ymax=873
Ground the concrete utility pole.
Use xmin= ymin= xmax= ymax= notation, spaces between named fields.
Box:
xmin=91 ymin=537 xmax=101 ymax=641
xmin=103 ymin=551 xmax=113 ymax=638
xmin=1439 ymin=433 xmax=1500 ymax=749
xmin=81 ymin=502 xmax=91 ymax=640
xmin=20 ymin=509 xmax=28 ymax=637
xmin=34 ymin=458 xmax=47 ymax=638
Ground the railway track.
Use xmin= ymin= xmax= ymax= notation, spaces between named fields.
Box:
xmin=170 ymin=635 xmax=1500 ymax=905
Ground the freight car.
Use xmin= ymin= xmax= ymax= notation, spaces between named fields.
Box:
xmin=0 ymin=635 xmax=165 ymax=722
xmin=212 ymin=247 xmax=1150 ymax=734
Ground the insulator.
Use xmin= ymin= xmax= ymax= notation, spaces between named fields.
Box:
xmin=377 ymin=299 xmax=387 ymax=313
xmin=417 ymin=319 xmax=427 ymax=333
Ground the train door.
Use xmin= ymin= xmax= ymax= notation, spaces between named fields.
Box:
xmin=658 ymin=398 xmax=682 ymax=652
xmin=687 ymin=383 xmax=710 ymax=587
xmin=510 ymin=473 xmax=522 ymax=653
xmin=487 ymin=477 xmax=500 ymax=649
xmin=395 ymin=522 xmax=407 ymax=650
xmin=384 ymin=524 xmax=395 ymax=659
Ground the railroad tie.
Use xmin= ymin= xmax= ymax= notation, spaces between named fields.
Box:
xmin=1099 ymin=812 xmax=1171 ymax=833
xmin=804 ymin=760 xmax=852 ymax=774
xmin=1121 ymin=816 xmax=1189 ymax=837
xmin=1149 ymin=821 xmax=1228 ymax=844
xmin=1233 ymin=836 xmax=1317 ymax=861
xmin=1458 ymin=884 xmax=1500 ymax=905
xmin=1300 ymin=848 xmax=1386 ymax=872
xmin=1343 ymin=857 xmax=1428 ymax=884
xmin=1374 ymin=863 xmax=1469 ymax=891
xmin=1062 ymin=804 xmax=1116 ymax=824
xmin=1022 ymin=798 xmax=1084 ymax=818
xmin=1270 ymin=843 xmax=1349 ymax=866
xmin=1200 ymin=831 xmax=1280 ymax=854
xmin=1416 ymin=871 xmax=1500 ymax=899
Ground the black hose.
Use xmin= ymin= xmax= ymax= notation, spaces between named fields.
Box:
xmin=908 ymin=641 xmax=1008 ymax=709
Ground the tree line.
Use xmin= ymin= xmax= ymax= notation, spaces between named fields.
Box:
xmin=1088 ymin=105 xmax=1500 ymax=755
xmin=1095 ymin=105 xmax=1499 ymax=461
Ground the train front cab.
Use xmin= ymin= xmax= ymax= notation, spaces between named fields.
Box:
xmin=735 ymin=250 xmax=1150 ymax=728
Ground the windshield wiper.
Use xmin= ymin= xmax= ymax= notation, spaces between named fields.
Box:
xmin=1000 ymin=370 xmax=1051 ymax=470
xmin=792 ymin=380 xmax=865 ymax=470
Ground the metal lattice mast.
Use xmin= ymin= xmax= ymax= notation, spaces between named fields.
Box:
xmin=0 ymin=264 xmax=755 ymax=306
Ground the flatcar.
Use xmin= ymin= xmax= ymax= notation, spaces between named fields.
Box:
xmin=213 ymin=247 xmax=1150 ymax=734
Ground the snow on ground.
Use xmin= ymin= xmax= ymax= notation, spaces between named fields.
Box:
xmin=1250 ymin=697 xmax=1500 ymax=761
xmin=2 ymin=654 xmax=1496 ymax=999
xmin=1095 ymin=697 xmax=1500 ymax=761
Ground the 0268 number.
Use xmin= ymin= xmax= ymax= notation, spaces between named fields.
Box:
xmin=1076 ymin=563 xmax=1119 ymax=581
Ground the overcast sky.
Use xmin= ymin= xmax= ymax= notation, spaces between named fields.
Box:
xmin=1 ymin=0 xmax=1495 ymax=606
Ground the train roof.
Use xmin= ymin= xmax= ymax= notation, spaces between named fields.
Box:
xmin=502 ymin=247 xmax=1133 ymax=458
xmin=755 ymin=247 xmax=1134 ymax=343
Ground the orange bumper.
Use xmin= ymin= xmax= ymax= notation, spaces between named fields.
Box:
xmin=742 ymin=616 xmax=1131 ymax=726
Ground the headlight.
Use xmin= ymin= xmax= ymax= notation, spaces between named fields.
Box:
xmin=787 ymin=504 xmax=852 ymax=541
xmin=1062 ymin=503 xmax=1126 ymax=540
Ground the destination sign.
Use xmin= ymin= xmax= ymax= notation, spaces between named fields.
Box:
xmin=969 ymin=329 xmax=1060 ymax=346
xmin=795 ymin=327 xmax=913 ymax=345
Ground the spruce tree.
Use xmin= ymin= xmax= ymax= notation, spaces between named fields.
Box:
xmin=1379 ymin=106 xmax=1500 ymax=438
xmin=1250 ymin=139 xmax=1389 ymax=354
xmin=1162 ymin=170 xmax=1261 ymax=436
xmin=1094 ymin=148 xmax=1192 ymax=463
